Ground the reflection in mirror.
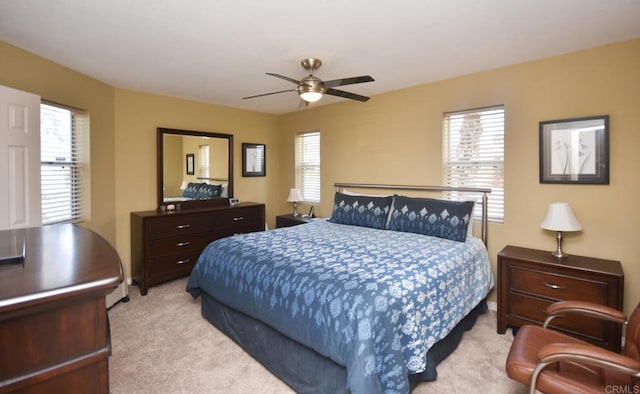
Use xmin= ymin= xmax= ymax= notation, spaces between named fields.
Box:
xmin=157 ymin=128 xmax=233 ymax=210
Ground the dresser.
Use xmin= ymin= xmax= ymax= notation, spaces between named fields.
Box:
xmin=497 ymin=245 xmax=624 ymax=351
xmin=131 ymin=202 xmax=265 ymax=295
xmin=0 ymin=224 xmax=124 ymax=393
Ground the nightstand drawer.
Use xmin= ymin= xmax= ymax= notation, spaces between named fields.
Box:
xmin=509 ymin=292 xmax=606 ymax=340
xmin=509 ymin=265 xmax=607 ymax=304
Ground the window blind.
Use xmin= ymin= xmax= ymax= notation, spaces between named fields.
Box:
xmin=295 ymin=131 xmax=320 ymax=203
xmin=443 ymin=106 xmax=504 ymax=222
xmin=40 ymin=103 xmax=90 ymax=224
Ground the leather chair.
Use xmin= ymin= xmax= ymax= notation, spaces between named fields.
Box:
xmin=505 ymin=300 xmax=640 ymax=394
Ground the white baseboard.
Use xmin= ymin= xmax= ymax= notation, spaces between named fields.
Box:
xmin=486 ymin=300 xmax=497 ymax=312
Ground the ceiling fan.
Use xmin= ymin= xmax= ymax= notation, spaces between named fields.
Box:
xmin=243 ymin=58 xmax=374 ymax=105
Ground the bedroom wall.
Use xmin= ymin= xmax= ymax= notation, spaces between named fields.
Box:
xmin=0 ymin=41 xmax=117 ymax=243
xmin=113 ymin=89 xmax=280 ymax=279
xmin=277 ymin=38 xmax=640 ymax=315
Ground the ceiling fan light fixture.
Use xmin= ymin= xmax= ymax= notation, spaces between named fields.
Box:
xmin=299 ymin=90 xmax=323 ymax=103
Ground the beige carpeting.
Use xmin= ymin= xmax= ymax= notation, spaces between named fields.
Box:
xmin=108 ymin=278 xmax=529 ymax=393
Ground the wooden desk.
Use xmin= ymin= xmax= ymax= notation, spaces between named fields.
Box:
xmin=0 ymin=224 xmax=124 ymax=393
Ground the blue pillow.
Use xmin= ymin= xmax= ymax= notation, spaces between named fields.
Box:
xmin=182 ymin=183 xmax=222 ymax=199
xmin=328 ymin=192 xmax=392 ymax=229
xmin=182 ymin=182 xmax=205 ymax=199
xmin=197 ymin=183 xmax=222 ymax=198
xmin=387 ymin=195 xmax=474 ymax=242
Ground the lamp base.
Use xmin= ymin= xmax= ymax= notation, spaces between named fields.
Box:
xmin=292 ymin=202 xmax=299 ymax=217
xmin=551 ymin=231 xmax=568 ymax=259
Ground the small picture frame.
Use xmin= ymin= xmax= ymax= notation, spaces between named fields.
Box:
xmin=242 ymin=143 xmax=266 ymax=177
xmin=186 ymin=153 xmax=195 ymax=175
xmin=539 ymin=115 xmax=609 ymax=184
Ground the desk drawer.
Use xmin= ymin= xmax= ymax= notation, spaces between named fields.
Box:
xmin=509 ymin=265 xmax=607 ymax=304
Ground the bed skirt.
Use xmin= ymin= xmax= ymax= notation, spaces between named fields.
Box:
xmin=200 ymin=293 xmax=488 ymax=393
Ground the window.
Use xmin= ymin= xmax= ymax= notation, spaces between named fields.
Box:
xmin=198 ymin=144 xmax=209 ymax=178
xmin=295 ymin=131 xmax=320 ymax=203
xmin=40 ymin=102 xmax=90 ymax=224
xmin=443 ymin=105 xmax=504 ymax=222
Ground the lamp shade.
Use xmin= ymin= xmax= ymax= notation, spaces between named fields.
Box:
xmin=287 ymin=188 xmax=303 ymax=202
xmin=540 ymin=203 xmax=582 ymax=232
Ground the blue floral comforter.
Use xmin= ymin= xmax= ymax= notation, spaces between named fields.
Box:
xmin=186 ymin=220 xmax=494 ymax=393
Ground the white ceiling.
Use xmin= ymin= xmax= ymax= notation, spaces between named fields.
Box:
xmin=1 ymin=1 xmax=639 ymax=115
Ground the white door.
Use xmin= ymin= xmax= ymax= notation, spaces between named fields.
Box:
xmin=0 ymin=85 xmax=42 ymax=230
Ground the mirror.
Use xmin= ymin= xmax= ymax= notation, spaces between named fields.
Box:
xmin=157 ymin=127 xmax=233 ymax=210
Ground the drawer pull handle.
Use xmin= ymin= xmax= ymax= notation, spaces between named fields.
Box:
xmin=176 ymin=241 xmax=190 ymax=247
xmin=176 ymin=259 xmax=190 ymax=265
xmin=176 ymin=224 xmax=190 ymax=229
xmin=233 ymin=216 xmax=244 ymax=221
xmin=544 ymin=283 xmax=566 ymax=290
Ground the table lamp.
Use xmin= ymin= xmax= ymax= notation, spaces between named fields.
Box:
xmin=287 ymin=188 xmax=303 ymax=217
xmin=540 ymin=202 xmax=582 ymax=258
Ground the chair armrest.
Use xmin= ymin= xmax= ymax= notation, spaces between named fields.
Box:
xmin=543 ymin=300 xmax=626 ymax=328
xmin=537 ymin=342 xmax=640 ymax=377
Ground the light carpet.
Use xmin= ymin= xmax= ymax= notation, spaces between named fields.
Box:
xmin=108 ymin=278 xmax=528 ymax=393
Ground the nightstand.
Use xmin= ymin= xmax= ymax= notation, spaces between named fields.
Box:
xmin=276 ymin=214 xmax=312 ymax=228
xmin=497 ymin=245 xmax=624 ymax=352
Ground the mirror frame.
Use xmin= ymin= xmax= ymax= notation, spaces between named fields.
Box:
xmin=157 ymin=127 xmax=234 ymax=210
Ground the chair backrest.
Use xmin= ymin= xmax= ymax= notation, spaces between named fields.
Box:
xmin=624 ymin=302 xmax=640 ymax=361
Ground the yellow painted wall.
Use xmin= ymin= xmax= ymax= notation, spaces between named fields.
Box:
xmin=278 ymin=38 xmax=640 ymax=315
xmin=113 ymin=88 xmax=280 ymax=278
xmin=2 ymin=38 xmax=638 ymax=315
xmin=0 ymin=41 xmax=116 ymax=243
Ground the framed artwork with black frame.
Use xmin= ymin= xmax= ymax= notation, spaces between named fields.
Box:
xmin=539 ymin=115 xmax=609 ymax=184
xmin=186 ymin=153 xmax=195 ymax=175
xmin=242 ymin=143 xmax=266 ymax=177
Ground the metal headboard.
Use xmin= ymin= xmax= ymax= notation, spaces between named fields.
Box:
xmin=334 ymin=183 xmax=492 ymax=246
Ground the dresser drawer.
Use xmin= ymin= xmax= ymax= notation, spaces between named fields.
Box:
xmin=147 ymin=214 xmax=212 ymax=240
xmin=148 ymin=250 xmax=200 ymax=280
xmin=148 ymin=233 xmax=216 ymax=258
xmin=509 ymin=265 xmax=607 ymax=304
xmin=215 ymin=207 xmax=263 ymax=227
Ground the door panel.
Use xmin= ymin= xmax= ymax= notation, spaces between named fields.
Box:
xmin=0 ymin=85 xmax=41 ymax=229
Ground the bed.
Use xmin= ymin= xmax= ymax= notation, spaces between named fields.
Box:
xmin=186 ymin=183 xmax=494 ymax=393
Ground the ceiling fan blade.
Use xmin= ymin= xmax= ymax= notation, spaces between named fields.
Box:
xmin=242 ymin=89 xmax=296 ymax=99
xmin=266 ymin=73 xmax=300 ymax=85
xmin=325 ymin=88 xmax=370 ymax=102
xmin=323 ymin=75 xmax=374 ymax=89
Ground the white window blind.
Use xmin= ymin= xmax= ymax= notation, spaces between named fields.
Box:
xmin=295 ymin=131 xmax=320 ymax=203
xmin=443 ymin=106 xmax=504 ymax=222
xmin=198 ymin=144 xmax=209 ymax=179
xmin=40 ymin=103 xmax=90 ymax=224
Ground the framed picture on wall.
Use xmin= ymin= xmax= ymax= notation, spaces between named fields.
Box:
xmin=242 ymin=143 xmax=266 ymax=177
xmin=186 ymin=153 xmax=195 ymax=175
xmin=539 ymin=115 xmax=609 ymax=184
